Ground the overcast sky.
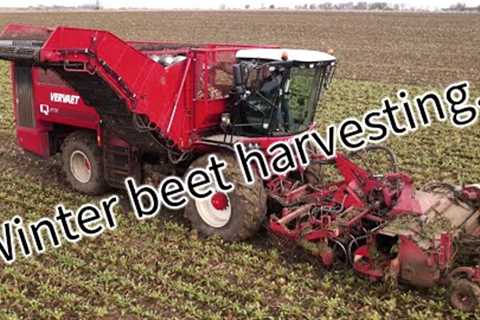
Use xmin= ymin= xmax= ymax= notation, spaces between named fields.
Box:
xmin=0 ymin=0 xmax=479 ymax=10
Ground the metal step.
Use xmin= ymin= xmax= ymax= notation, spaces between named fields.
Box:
xmin=103 ymin=132 xmax=141 ymax=189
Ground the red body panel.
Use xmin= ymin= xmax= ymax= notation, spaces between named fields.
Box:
xmin=2 ymin=24 xmax=279 ymax=155
xmin=16 ymin=128 xmax=50 ymax=157
xmin=1 ymin=24 xmax=52 ymax=41
xmin=10 ymin=63 xmax=100 ymax=157
xmin=37 ymin=26 xmax=274 ymax=151
xmin=33 ymin=68 xmax=100 ymax=130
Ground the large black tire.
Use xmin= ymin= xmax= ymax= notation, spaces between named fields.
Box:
xmin=449 ymin=279 xmax=480 ymax=312
xmin=62 ymin=131 xmax=109 ymax=195
xmin=184 ymin=153 xmax=267 ymax=242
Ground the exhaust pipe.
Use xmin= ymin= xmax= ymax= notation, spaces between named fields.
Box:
xmin=0 ymin=40 xmax=43 ymax=62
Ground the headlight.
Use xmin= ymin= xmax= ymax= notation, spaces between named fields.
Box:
xmin=221 ymin=113 xmax=231 ymax=127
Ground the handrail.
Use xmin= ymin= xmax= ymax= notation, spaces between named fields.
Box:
xmin=167 ymin=57 xmax=193 ymax=133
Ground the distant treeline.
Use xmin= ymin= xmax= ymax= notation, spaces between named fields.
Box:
xmin=246 ymin=2 xmax=480 ymax=12
xmin=19 ymin=4 xmax=101 ymax=10
xmin=8 ymin=2 xmax=480 ymax=12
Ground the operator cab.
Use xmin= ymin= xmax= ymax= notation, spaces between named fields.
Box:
xmin=223 ymin=48 xmax=336 ymax=137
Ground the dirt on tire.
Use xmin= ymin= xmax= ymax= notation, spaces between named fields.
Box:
xmin=450 ymin=279 xmax=480 ymax=312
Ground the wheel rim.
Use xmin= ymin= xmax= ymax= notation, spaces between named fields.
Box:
xmin=195 ymin=191 xmax=232 ymax=228
xmin=460 ymin=293 xmax=472 ymax=306
xmin=70 ymin=150 xmax=92 ymax=184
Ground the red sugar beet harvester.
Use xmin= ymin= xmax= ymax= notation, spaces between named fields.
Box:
xmin=0 ymin=24 xmax=479 ymax=311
